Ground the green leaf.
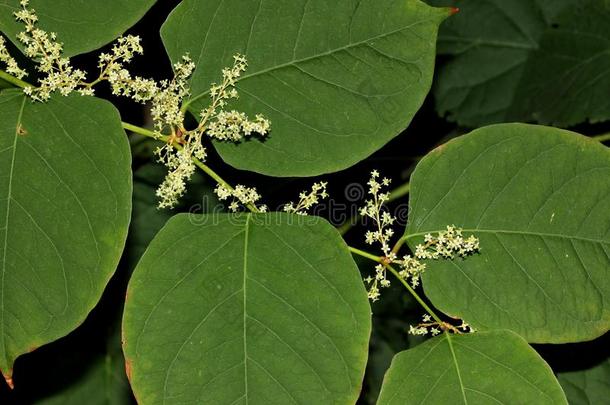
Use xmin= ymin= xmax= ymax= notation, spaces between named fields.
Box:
xmin=0 ymin=0 xmax=156 ymax=57
xmin=0 ymin=90 xmax=132 ymax=381
xmin=126 ymin=163 xmax=222 ymax=269
xmin=405 ymin=123 xmax=610 ymax=343
xmin=161 ymin=0 xmax=449 ymax=176
xmin=558 ymin=359 xmax=610 ymax=405
xmin=7 ymin=162 xmax=220 ymax=403
xmin=0 ymin=78 xmax=11 ymax=90
xmin=377 ymin=330 xmax=567 ymax=404
xmin=429 ymin=0 xmax=566 ymax=126
xmin=430 ymin=0 xmax=607 ymax=127
xmin=122 ymin=213 xmax=371 ymax=404
xmin=510 ymin=0 xmax=610 ymax=127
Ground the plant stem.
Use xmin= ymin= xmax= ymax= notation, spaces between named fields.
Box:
xmin=120 ymin=121 xmax=260 ymax=213
xmin=392 ymin=231 xmax=429 ymax=254
xmin=348 ymin=245 xmax=444 ymax=325
xmin=0 ymin=70 xmax=29 ymax=89
xmin=347 ymin=246 xmax=384 ymax=263
xmin=173 ymin=143 xmax=260 ymax=214
xmin=384 ymin=264 xmax=444 ymax=325
xmin=121 ymin=122 xmax=168 ymax=142
xmin=592 ymin=132 xmax=610 ymax=143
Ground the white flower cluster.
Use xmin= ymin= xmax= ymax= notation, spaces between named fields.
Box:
xmin=360 ymin=171 xmax=480 ymax=302
xmin=396 ymin=254 xmax=427 ymax=289
xmin=0 ymin=36 xmax=27 ymax=79
xmin=14 ymin=0 xmax=88 ymax=101
xmin=416 ymin=226 xmax=480 ymax=260
xmin=154 ymin=55 xmax=270 ymax=209
xmin=214 ymin=184 xmax=267 ymax=213
xmin=6 ymin=4 xmax=272 ymax=210
xmin=97 ymin=35 xmax=158 ymax=103
xmin=98 ymin=37 xmax=196 ymax=132
xmin=363 ymin=263 xmax=390 ymax=302
xmin=200 ymin=55 xmax=271 ymax=142
xmin=359 ymin=170 xmax=396 ymax=301
xmin=151 ymin=56 xmax=196 ymax=131
xmin=408 ymin=314 xmax=474 ymax=337
xmin=365 ymin=226 xmax=480 ymax=301
xmin=154 ymin=144 xmax=195 ymax=209
xmin=409 ymin=315 xmax=441 ymax=336
xmin=360 ymin=170 xmax=394 ymax=257
xmin=120 ymin=53 xmax=200 ymax=209
xmin=207 ymin=111 xmax=270 ymax=141
xmin=397 ymin=227 xmax=479 ymax=290
xmin=283 ymin=182 xmax=328 ymax=215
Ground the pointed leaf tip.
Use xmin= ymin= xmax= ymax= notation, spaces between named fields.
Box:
xmin=3 ymin=373 xmax=13 ymax=390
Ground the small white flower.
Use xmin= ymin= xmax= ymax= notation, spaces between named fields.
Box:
xmin=13 ymin=2 xmax=89 ymax=100
xmin=360 ymin=170 xmax=399 ymax=301
xmin=0 ymin=36 xmax=27 ymax=79
xmin=284 ymin=182 xmax=328 ymax=215
xmin=214 ymin=184 xmax=263 ymax=212
xmin=408 ymin=325 xmax=428 ymax=336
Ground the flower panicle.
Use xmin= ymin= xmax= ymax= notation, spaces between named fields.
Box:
xmin=360 ymin=170 xmax=395 ymax=300
xmin=8 ymin=4 xmax=272 ymax=210
xmin=149 ymin=55 xmax=195 ymax=131
xmin=14 ymin=0 xmax=88 ymax=100
xmin=283 ymin=182 xmax=329 ymax=216
xmin=416 ymin=226 xmax=480 ymax=260
xmin=407 ymin=314 xmax=475 ymax=336
xmin=154 ymin=55 xmax=271 ymax=209
xmin=360 ymin=170 xmax=394 ymax=257
xmin=154 ymin=144 xmax=195 ymax=209
xmin=359 ymin=171 xmax=481 ymax=302
xmin=97 ymin=35 xmax=159 ymax=104
xmin=0 ymin=36 xmax=27 ymax=79
xmin=201 ymin=54 xmax=271 ymax=142
xmin=214 ymin=184 xmax=267 ymax=213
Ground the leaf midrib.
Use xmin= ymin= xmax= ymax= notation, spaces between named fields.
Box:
xmin=445 ymin=334 xmax=468 ymax=405
xmin=0 ymin=94 xmax=26 ymax=371
xmin=185 ymin=18 xmax=433 ymax=107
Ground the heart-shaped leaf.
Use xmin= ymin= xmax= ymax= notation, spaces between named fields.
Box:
xmin=405 ymin=123 xmax=610 ymax=343
xmin=122 ymin=213 xmax=371 ymax=404
xmin=161 ymin=0 xmax=449 ymax=176
xmin=377 ymin=330 xmax=567 ymax=404
xmin=0 ymin=90 xmax=132 ymax=383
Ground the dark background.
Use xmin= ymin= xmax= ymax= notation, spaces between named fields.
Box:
xmin=1 ymin=0 xmax=608 ymax=403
